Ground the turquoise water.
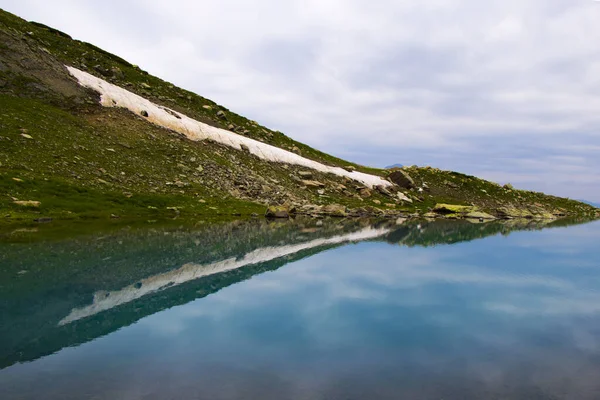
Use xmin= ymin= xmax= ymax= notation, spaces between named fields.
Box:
xmin=1 ymin=218 xmax=599 ymax=399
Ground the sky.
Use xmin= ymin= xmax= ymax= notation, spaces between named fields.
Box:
xmin=1 ymin=1 xmax=600 ymax=201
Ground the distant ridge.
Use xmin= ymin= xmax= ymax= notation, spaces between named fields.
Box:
xmin=385 ymin=163 xmax=404 ymax=169
xmin=578 ymin=200 xmax=600 ymax=208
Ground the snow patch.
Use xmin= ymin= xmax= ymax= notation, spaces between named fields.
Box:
xmin=66 ymin=66 xmax=392 ymax=188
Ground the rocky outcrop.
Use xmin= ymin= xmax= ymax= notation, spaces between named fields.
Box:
xmin=265 ymin=204 xmax=295 ymax=218
xmin=388 ymin=170 xmax=415 ymax=189
xmin=433 ymin=204 xmax=496 ymax=220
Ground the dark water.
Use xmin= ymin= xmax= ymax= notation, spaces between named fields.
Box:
xmin=1 ymin=218 xmax=599 ymax=399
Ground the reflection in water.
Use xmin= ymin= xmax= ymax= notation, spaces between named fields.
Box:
xmin=0 ymin=217 xmax=599 ymax=399
xmin=58 ymin=226 xmax=390 ymax=326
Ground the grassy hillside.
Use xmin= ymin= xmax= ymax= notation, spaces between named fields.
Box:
xmin=0 ymin=8 xmax=597 ymax=222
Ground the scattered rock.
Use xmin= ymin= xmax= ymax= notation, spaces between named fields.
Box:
xmin=13 ymin=200 xmax=41 ymax=208
xmin=20 ymin=133 xmax=34 ymax=139
xmin=317 ymin=189 xmax=325 ymax=195
xmin=298 ymin=171 xmax=313 ymax=179
xmin=216 ymin=110 xmax=227 ymax=119
xmin=503 ymin=183 xmax=514 ymax=190
xmin=240 ymin=144 xmax=250 ymax=153
xmin=376 ymin=185 xmax=393 ymax=197
xmin=34 ymin=217 xmax=53 ymax=223
xmin=373 ymin=200 xmax=381 ymax=205
xmin=359 ymin=188 xmax=372 ymax=198
xmin=344 ymin=165 xmax=356 ymax=172
xmin=388 ymin=170 xmax=415 ymax=189
xmin=12 ymin=177 xmax=24 ymax=182
xmin=397 ymin=192 xmax=413 ymax=203
xmin=302 ymin=180 xmax=326 ymax=188
xmin=322 ymin=204 xmax=347 ymax=217
xmin=202 ymin=105 xmax=212 ymax=110
xmin=110 ymin=214 xmax=120 ymax=219
xmin=140 ymin=110 xmax=149 ymax=117
xmin=265 ymin=204 xmax=292 ymax=218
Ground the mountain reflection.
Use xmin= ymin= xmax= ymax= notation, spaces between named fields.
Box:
xmin=0 ymin=217 xmax=590 ymax=368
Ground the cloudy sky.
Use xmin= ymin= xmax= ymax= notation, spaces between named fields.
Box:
xmin=2 ymin=0 xmax=600 ymax=201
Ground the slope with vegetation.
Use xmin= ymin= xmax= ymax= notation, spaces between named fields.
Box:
xmin=0 ymin=9 xmax=597 ymax=222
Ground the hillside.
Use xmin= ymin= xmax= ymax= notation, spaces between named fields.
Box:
xmin=0 ymin=9 xmax=598 ymax=222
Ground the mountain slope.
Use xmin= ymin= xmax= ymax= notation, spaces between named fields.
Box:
xmin=0 ymin=9 xmax=597 ymax=221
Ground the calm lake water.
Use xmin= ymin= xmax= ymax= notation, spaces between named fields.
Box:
xmin=1 ymin=217 xmax=599 ymax=400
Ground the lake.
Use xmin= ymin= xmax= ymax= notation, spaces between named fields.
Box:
xmin=1 ymin=217 xmax=599 ymax=399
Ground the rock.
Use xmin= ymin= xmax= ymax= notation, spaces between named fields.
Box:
xmin=20 ymin=133 xmax=33 ymax=139
xmin=298 ymin=171 xmax=313 ymax=179
xmin=301 ymin=180 xmax=325 ymax=188
xmin=359 ymin=188 xmax=372 ymax=198
xmin=444 ymin=180 xmax=459 ymax=189
xmin=216 ymin=110 xmax=227 ymax=119
xmin=240 ymin=144 xmax=250 ymax=153
xmin=111 ymin=66 xmax=125 ymax=79
xmin=322 ymin=204 xmax=347 ymax=217
xmin=433 ymin=204 xmax=475 ymax=215
xmin=503 ymin=183 xmax=514 ymax=190
xmin=140 ymin=110 xmax=149 ymax=117
xmin=388 ymin=170 xmax=415 ymax=189
xmin=265 ymin=205 xmax=291 ymax=218
xmin=317 ymin=189 xmax=325 ymax=195
xmin=34 ymin=217 xmax=53 ymax=223
xmin=376 ymin=185 xmax=393 ymax=197
xmin=373 ymin=200 xmax=381 ymax=205
xmin=465 ymin=211 xmax=496 ymax=220
xmin=110 ymin=214 xmax=120 ymax=219
xmin=344 ymin=165 xmax=356 ymax=172
xmin=227 ymin=124 xmax=235 ymax=130
xmin=13 ymin=200 xmax=41 ymax=208
xmin=397 ymin=192 xmax=413 ymax=203
xmin=12 ymin=178 xmax=24 ymax=182
xmin=202 ymin=105 xmax=212 ymax=110
xmin=140 ymin=82 xmax=152 ymax=90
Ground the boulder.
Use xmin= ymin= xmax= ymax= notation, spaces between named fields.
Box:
xmin=265 ymin=204 xmax=295 ymax=218
xmin=465 ymin=211 xmax=496 ymax=220
xmin=140 ymin=110 xmax=149 ymax=117
xmin=298 ymin=171 xmax=313 ymax=179
xmin=397 ymin=192 xmax=413 ymax=203
xmin=376 ymin=185 xmax=393 ymax=197
xmin=322 ymin=204 xmax=347 ymax=217
xmin=388 ymin=170 xmax=415 ymax=189
xmin=216 ymin=110 xmax=227 ymax=119
xmin=433 ymin=204 xmax=475 ymax=215
xmin=359 ymin=188 xmax=372 ymax=198
xmin=302 ymin=180 xmax=326 ymax=188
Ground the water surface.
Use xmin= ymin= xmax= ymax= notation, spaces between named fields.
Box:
xmin=1 ymin=218 xmax=599 ymax=399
